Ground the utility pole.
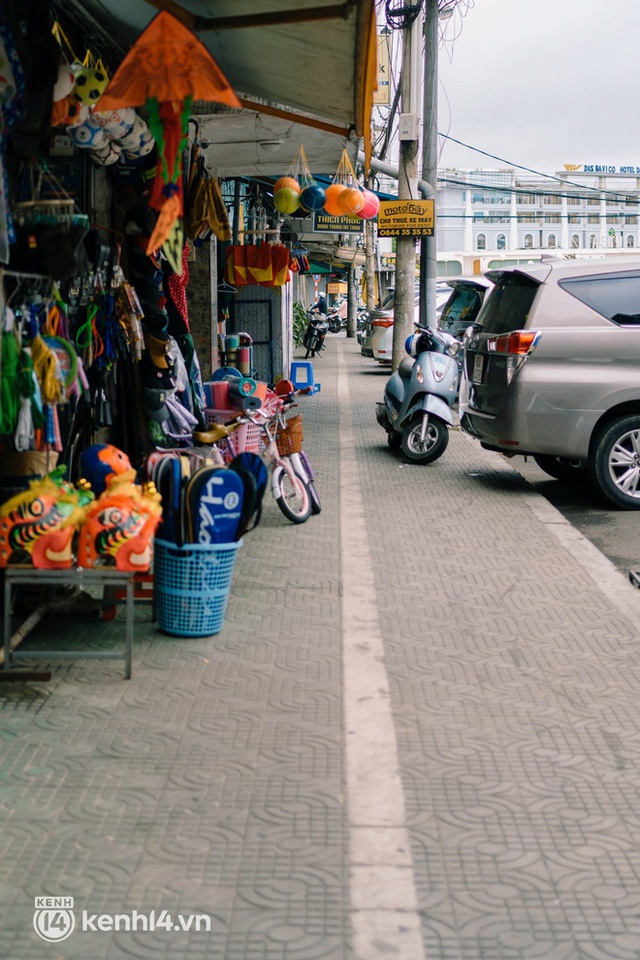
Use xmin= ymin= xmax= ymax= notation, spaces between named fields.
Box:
xmin=391 ymin=11 xmax=422 ymax=371
xmin=420 ymin=0 xmax=438 ymax=328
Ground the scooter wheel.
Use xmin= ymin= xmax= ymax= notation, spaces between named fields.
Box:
xmin=401 ymin=415 xmax=449 ymax=464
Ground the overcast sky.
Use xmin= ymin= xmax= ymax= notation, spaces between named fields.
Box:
xmin=435 ymin=0 xmax=640 ymax=176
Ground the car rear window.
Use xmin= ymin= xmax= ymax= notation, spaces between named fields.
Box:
xmin=439 ymin=287 xmax=484 ymax=330
xmin=475 ymin=274 xmax=538 ymax=335
xmin=558 ymin=272 xmax=640 ymax=325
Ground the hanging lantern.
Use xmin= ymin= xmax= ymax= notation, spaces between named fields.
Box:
xmin=358 ymin=189 xmax=380 ymax=220
xmin=323 ymin=183 xmax=348 ymax=216
xmin=274 ymin=188 xmax=300 ymax=214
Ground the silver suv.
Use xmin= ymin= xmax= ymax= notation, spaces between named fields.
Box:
xmin=460 ymin=257 xmax=640 ymax=509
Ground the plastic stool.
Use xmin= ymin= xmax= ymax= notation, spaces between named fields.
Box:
xmin=290 ymin=361 xmax=320 ymax=393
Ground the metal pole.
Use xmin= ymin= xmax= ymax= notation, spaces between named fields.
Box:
xmin=420 ymin=0 xmax=438 ymax=328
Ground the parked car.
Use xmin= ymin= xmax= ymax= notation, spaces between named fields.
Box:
xmin=437 ymin=277 xmax=494 ymax=339
xmin=459 ymin=257 xmax=640 ymax=509
xmin=360 ymin=282 xmax=451 ymax=363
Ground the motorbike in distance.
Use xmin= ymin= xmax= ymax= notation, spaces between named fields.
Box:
xmin=302 ymin=309 xmax=330 ymax=358
xmin=376 ymin=325 xmax=461 ymax=463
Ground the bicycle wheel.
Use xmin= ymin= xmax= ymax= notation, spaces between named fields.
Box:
xmin=274 ymin=465 xmax=312 ymax=523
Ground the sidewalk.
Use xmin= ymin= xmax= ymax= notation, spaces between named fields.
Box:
xmin=2 ymin=334 xmax=640 ymax=960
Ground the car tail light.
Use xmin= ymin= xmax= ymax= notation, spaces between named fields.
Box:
xmin=486 ymin=329 xmax=541 ymax=385
xmin=487 ymin=330 xmax=540 ymax=355
xmin=371 ymin=319 xmax=394 ymax=328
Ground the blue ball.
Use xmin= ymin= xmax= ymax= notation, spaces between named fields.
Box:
xmin=299 ymin=184 xmax=326 ymax=212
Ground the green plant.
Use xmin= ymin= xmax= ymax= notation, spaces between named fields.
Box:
xmin=292 ymin=300 xmax=308 ymax=347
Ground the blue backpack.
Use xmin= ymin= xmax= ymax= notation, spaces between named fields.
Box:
xmin=229 ymin=452 xmax=268 ymax=534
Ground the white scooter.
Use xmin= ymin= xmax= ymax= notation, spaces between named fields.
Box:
xmin=376 ymin=325 xmax=461 ymax=463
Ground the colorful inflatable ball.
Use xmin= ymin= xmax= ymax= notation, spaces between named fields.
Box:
xmin=358 ymin=189 xmax=380 ymax=220
xmin=338 ymin=187 xmax=365 ymax=216
xmin=323 ymin=183 xmax=348 ymax=216
xmin=274 ymin=188 xmax=300 ymax=214
xmin=299 ymin=183 xmax=326 ymax=212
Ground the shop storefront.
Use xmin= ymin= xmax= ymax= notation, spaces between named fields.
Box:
xmin=0 ymin=0 xmax=377 ymax=657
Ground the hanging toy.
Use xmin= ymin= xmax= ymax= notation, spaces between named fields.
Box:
xmin=97 ymin=10 xmax=241 ymax=257
xmin=273 ymin=145 xmax=325 ymax=215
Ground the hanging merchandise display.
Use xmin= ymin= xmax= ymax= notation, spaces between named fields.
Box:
xmin=96 ymin=9 xmax=241 ymax=263
xmin=324 ymin=148 xmax=377 ymax=219
xmin=272 ymin=145 xmax=326 ymax=215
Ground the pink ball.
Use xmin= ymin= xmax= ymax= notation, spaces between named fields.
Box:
xmin=358 ymin=189 xmax=380 ymax=220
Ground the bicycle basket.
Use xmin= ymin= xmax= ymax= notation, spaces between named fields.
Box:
xmin=276 ymin=414 xmax=304 ymax=455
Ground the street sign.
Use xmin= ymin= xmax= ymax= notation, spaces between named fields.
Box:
xmin=313 ymin=212 xmax=364 ymax=234
xmin=377 ymin=200 xmax=434 ymax=237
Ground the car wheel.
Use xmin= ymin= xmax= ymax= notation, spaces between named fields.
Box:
xmin=401 ymin=415 xmax=449 ymax=464
xmin=589 ymin=415 xmax=640 ymax=509
xmin=532 ymin=454 xmax=587 ymax=482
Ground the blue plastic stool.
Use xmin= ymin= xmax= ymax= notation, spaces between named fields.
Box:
xmin=290 ymin=361 xmax=320 ymax=393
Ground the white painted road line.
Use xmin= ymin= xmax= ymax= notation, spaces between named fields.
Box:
xmin=338 ymin=348 xmax=427 ymax=960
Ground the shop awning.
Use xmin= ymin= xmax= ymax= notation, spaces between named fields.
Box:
xmin=59 ymin=0 xmax=378 ymax=175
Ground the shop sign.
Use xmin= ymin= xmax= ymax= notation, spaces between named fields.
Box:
xmin=378 ymin=200 xmax=434 ymax=237
xmin=374 ymin=34 xmax=390 ymax=105
xmin=312 ymin=212 xmax=364 ymax=234
xmin=327 ymin=282 xmax=347 ymax=293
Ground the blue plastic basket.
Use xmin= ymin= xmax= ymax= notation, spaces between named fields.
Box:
xmin=154 ymin=538 xmax=242 ymax=637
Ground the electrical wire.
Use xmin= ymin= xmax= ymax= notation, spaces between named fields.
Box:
xmin=384 ymin=0 xmax=422 ymax=29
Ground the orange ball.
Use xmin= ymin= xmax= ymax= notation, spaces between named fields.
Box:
xmin=323 ymin=184 xmax=347 ymax=216
xmin=338 ymin=187 xmax=365 ymax=215
xmin=273 ymin=176 xmax=300 ymax=195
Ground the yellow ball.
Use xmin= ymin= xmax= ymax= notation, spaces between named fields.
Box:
xmin=274 ymin=188 xmax=300 ymax=214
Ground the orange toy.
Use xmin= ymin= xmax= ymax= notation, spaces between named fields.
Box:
xmin=76 ymin=471 xmax=162 ymax=572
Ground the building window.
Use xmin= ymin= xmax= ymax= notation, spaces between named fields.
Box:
xmin=571 ymin=234 xmax=580 ymax=248
xmin=517 ymin=194 xmax=537 ymax=205
xmin=568 ymin=196 xmax=582 ymax=206
xmin=626 ymin=215 xmax=638 ymax=225
xmin=545 ymin=214 xmax=561 ymax=224
xmin=548 ymin=234 xmax=557 ymax=248
xmin=544 ymin=195 xmax=561 ymax=205
xmin=476 ymin=234 xmax=486 ymax=250
xmin=568 ymin=215 xmax=581 ymax=224
xmin=627 ymin=235 xmax=635 ymax=248
xmin=587 ymin=215 xmax=600 ymax=225
xmin=496 ymin=234 xmax=506 ymax=250
xmin=587 ymin=197 xmax=600 ymax=205
xmin=523 ymin=234 xmax=533 ymax=248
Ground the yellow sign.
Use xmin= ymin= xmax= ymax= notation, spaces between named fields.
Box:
xmin=328 ymin=282 xmax=347 ymax=294
xmin=377 ymin=200 xmax=434 ymax=237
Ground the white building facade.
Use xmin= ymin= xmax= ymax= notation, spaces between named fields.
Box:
xmin=436 ymin=165 xmax=640 ymax=276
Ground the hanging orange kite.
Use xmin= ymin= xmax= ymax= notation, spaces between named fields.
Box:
xmin=98 ymin=10 xmax=240 ymax=258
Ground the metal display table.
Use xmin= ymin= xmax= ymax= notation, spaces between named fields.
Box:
xmin=3 ymin=566 xmax=134 ymax=679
